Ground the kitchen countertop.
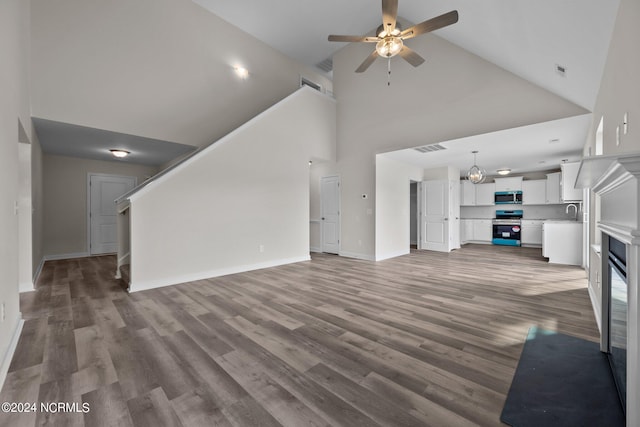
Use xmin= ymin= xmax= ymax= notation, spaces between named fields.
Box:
xmin=543 ymin=220 xmax=582 ymax=224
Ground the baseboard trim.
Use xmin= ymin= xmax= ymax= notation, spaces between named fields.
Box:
xmin=375 ymin=249 xmax=410 ymax=261
xmin=32 ymin=257 xmax=45 ymax=287
xmin=310 ymin=246 xmax=322 ymax=253
xmin=0 ymin=316 xmax=24 ymax=391
xmin=339 ymin=251 xmax=375 ymax=261
xmin=588 ymin=282 xmax=602 ymax=333
xmin=43 ymin=252 xmax=90 ymax=261
xmin=130 ymin=256 xmax=311 ymax=293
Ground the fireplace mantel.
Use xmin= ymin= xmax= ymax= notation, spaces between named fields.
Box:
xmin=576 ymin=151 xmax=640 ymax=192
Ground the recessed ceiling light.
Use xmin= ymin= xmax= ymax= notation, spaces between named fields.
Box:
xmin=110 ymin=149 xmax=129 ymax=158
xmin=497 ymin=169 xmax=511 ymax=175
xmin=234 ymin=66 xmax=249 ymax=79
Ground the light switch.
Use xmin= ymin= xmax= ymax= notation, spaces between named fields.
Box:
xmin=623 ymin=112 xmax=628 ymax=135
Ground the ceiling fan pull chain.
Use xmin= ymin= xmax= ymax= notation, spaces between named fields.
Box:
xmin=387 ymin=57 xmax=391 ymax=86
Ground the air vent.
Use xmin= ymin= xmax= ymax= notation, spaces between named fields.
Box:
xmin=413 ymin=143 xmax=447 ymax=153
xmin=316 ymin=57 xmax=333 ymax=73
xmin=300 ymin=77 xmax=323 ymax=92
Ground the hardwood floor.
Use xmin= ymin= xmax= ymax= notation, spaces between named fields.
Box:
xmin=0 ymin=245 xmax=599 ymax=427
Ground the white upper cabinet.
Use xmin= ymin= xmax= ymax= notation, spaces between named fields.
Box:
xmin=494 ymin=176 xmax=523 ymax=192
xmin=475 ymin=182 xmax=495 ymax=206
xmin=546 ymin=172 xmax=561 ymax=204
xmin=522 ymin=180 xmax=546 ymax=205
xmin=460 ymin=180 xmax=476 ymax=206
xmin=561 ymin=162 xmax=583 ymax=202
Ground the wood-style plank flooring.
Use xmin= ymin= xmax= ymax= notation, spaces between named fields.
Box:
xmin=0 ymin=245 xmax=599 ymax=426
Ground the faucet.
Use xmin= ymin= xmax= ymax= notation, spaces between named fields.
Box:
xmin=565 ymin=203 xmax=578 ymax=220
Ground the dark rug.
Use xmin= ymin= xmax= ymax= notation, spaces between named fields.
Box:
xmin=501 ymin=327 xmax=625 ymax=427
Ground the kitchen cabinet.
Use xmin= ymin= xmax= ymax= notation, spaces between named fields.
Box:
xmin=546 ymin=172 xmax=561 ymax=204
xmin=460 ymin=219 xmax=473 ymax=243
xmin=521 ymin=220 xmax=543 ymax=246
xmin=475 ymin=183 xmax=495 ymax=206
xmin=472 ymin=219 xmax=492 ymax=242
xmin=542 ymin=221 xmax=583 ymax=265
xmin=522 ymin=180 xmax=546 ymax=205
xmin=561 ymin=162 xmax=583 ymax=202
xmin=460 ymin=180 xmax=476 ymax=206
xmin=494 ymin=176 xmax=523 ymax=192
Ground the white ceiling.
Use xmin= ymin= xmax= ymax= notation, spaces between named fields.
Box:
xmin=193 ymin=0 xmax=620 ymax=111
xmin=382 ymin=114 xmax=592 ymax=177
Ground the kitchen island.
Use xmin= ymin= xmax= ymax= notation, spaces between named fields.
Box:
xmin=542 ymin=220 xmax=583 ymax=265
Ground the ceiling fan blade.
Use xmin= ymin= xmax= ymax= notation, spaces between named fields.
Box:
xmin=399 ymin=46 xmax=425 ymax=67
xmin=381 ymin=0 xmax=399 ymax=35
xmin=328 ymin=35 xmax=379 ymax=43
xmin=355 ymin=50 xmax=379 ymax=73
xmin=400 ymin=10 xmax=459 ymax=40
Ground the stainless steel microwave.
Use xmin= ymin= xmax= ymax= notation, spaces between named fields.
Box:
xmin=495 ymin=191 xmax=522 ymax=204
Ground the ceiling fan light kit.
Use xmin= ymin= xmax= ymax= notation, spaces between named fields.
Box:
xmin=376 ymin=37 xmax=403 ymax=58
xmin=328 ymin=0 xmax=458 ymax=76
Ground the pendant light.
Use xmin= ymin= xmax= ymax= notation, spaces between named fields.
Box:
xmin=467 ymin=151 xmax=486 ymax=184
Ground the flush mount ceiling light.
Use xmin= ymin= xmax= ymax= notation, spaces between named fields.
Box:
xmin=467 ymin=151 xmax=486 ymax=184
xmin=234 ymin=66 xmax=249 ymax=79
xmin=110 ymin=149 xmax=129 ymax=158
xmin=497 ymin=168 xmax=511 ymax=175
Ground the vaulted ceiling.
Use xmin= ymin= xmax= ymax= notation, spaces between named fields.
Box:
xmin=192 ymin=0 xmax=620 ymax=174
xmin=193 ymin=0 xmax=620 ymax=111
xmin=31 ymin=0 xmax=621 ymax=170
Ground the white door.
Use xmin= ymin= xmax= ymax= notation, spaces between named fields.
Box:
xmin=420 ymin=180 xmax=450 ymax=252
xmin=321 ymin=176 xmax=340 ymax=254
xmin=89 ymin=174 xmax=136 ymax=255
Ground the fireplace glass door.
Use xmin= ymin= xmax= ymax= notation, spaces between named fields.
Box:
xmin=608 ymin=236 xmax=627 ymax=411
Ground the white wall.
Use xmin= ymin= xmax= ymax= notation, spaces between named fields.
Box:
xmin=43 ymin=154 xmax=158 ymax=258
xmin=31 ymin=129 xmax=44 ymax=282
xmin=375 ymin=156 xmax=423 ymax=261
xmin=581 ymin=0 xmax=640 ymax=422
xmin=0 ymin=0 xmax=30 ymax=389
xmin=583 ymin=0 xmax=639 ymax=317
xmin=30 ymin=0 xmax=332 ymax=149
xmin=128 ymin=88 xmax=336 ymax=291
xmin=333 ymin=32 xmax=588 ymax=260
xmin=18 ymin=143 xmax=33 ymax=292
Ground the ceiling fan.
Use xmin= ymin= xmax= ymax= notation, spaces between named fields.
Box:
xmin=328 ymin=0 xmax=458 ymax=74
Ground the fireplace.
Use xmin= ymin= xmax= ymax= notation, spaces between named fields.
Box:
xmin=576 ymin=152 xmax=640 ymax=425
xmin=605 ymin=234 xmax=628 ymax=412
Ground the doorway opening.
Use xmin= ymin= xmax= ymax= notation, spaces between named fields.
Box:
xmin=410 ymin=181 xmax=418 ymax=249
